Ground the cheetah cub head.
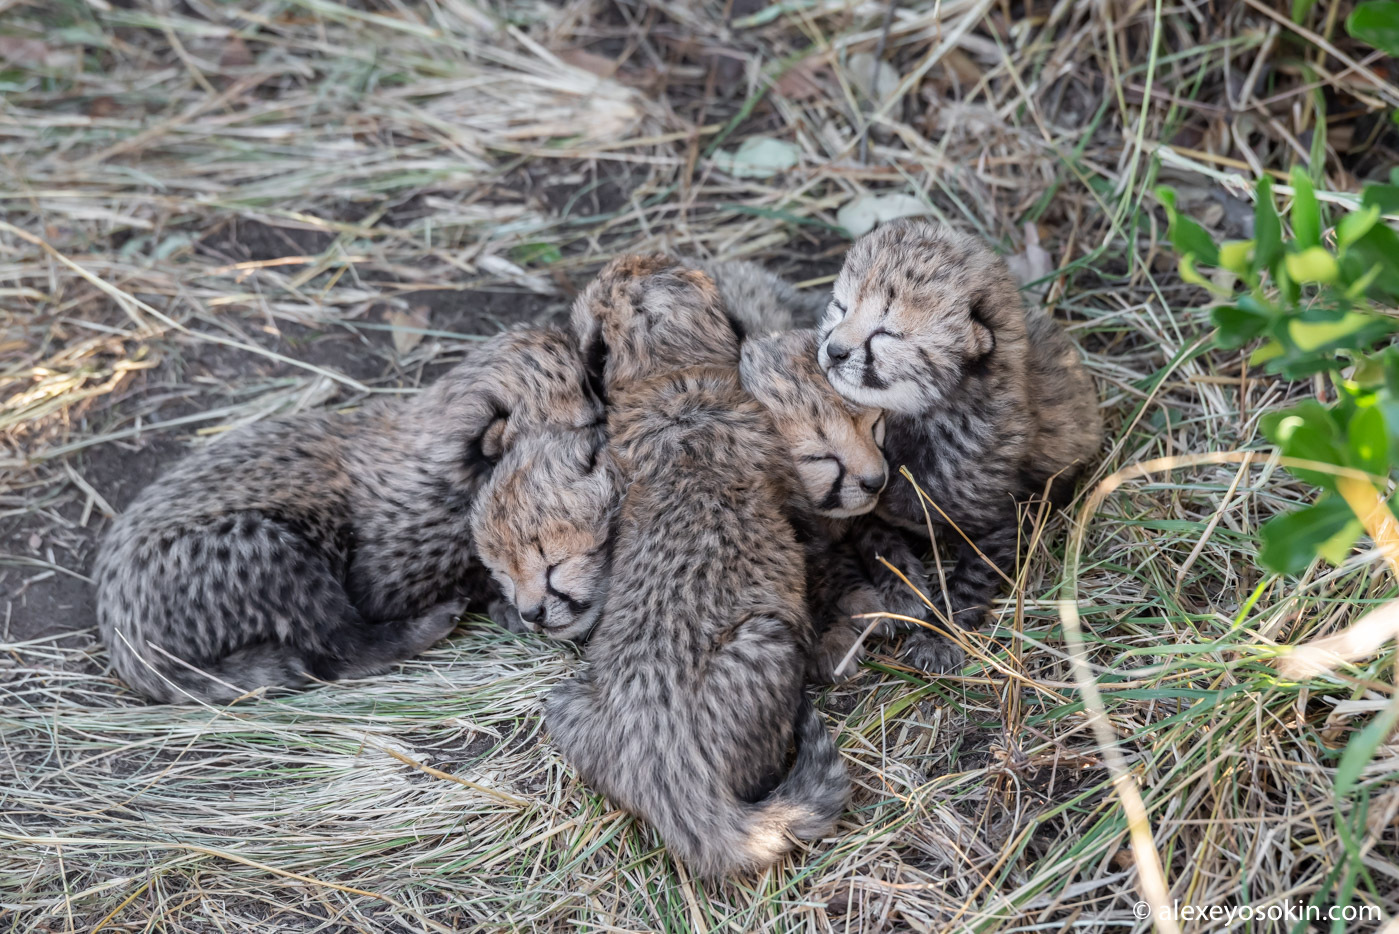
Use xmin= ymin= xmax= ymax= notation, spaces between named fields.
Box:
xmin=470 ymin=427 xmax=621 ymax=641
xmin=570 ymin=254 xmax=740 ymax=396
xmin=740 ymin=330 xmax=887 ymax=518
xmin=818 ymin=219 xmax=1026 ymax=414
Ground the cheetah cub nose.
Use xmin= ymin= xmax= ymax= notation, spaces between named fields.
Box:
xmin=859 ymin=473 xmax=887 ymax=494
xmin=825 ymin=342 xmax=852 ymax=363
xmin=519 ymin=605 xmax=545 ymax=624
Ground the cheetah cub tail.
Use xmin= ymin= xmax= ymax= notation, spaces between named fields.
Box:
xmin=692 ymin=698 xmax=848 ymax=877
xmin=742 ymin=698 xmax=849 ymax=863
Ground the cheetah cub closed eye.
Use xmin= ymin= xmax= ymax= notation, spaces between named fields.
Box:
xmin=96 ymin=326 xmax=601 ymax=704
xmin=469 ymin=427 xmax=621 ymax=642
xmin=818 ymin=220 xmax=1102 ymax=671
xmin=547 ymin=255 xmax=848 ymax=879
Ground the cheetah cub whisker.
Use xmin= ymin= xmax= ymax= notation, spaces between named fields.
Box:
xmin=818 ymin=220 xmax=1103 ymax=672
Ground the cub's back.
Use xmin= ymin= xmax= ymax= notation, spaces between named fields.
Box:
xmin=603 ymin=367 xmax=806 ymax=644
xmin=1022 ymin=309 xmax=1102 ymax=502
xmin=101 ymin=413 xmax=360 ymax=555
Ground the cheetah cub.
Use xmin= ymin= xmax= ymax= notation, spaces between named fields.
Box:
xmin=469 ymin=427 xmax=621 ymax=642
xmin=96 ymin=327 xmax=601 ymax=704
xmin=548 ymin=255 xmax=848 ymax=878
xmin=740 ymin=328 xmax=937 ymax=682
xmin=818 ymin=220 xmax=1102 ymax=671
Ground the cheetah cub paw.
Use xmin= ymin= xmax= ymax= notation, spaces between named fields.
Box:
xmin=402 ymin=603 xmax=463 ymax=653
xmin=487 ymin=598 xmax=529 ymax=634
xmin=901 ymin=630 xmax=965 ymax=674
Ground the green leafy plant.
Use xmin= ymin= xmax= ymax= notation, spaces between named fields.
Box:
xmin=1347 ymin=1 xmax=1399 ymax=58
xmin=1157 ymin=167 xmax=1399 ymax=574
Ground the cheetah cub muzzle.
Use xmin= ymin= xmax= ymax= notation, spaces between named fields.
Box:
xmin=818 ymin=220 xmax=1102 ymax=672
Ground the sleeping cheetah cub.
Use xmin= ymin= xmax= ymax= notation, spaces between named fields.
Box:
xmin=96 ymin=327 xmax=602 ymax=704
xmin=469 ymin=427 xmax=621 ymax=642
xmin=740 ymin=328 xmax=937 ymax=681
xmin=818 ymin=220 xmax=1102 ymax=671
xmin=549 ymin=255 xmax=848 ymax=878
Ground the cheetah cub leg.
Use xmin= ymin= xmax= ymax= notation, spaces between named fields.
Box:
xmin=805 ymin=538 xmax=883 ymax=683
xmin=849 ymin=518 xmax=970 ymax=674
xmin=901 ymin=517 xmax=1018 ymax=673
xmin=326 ymin=604 xmax=461 ymax=680
xmin=810 ymin=585 xmax=883 ymax=683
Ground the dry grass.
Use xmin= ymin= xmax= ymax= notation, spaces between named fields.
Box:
xmin=2 ymin=1 xmax=1398 ymax=931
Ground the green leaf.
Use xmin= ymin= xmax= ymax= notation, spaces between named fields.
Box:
xmin=1258 ymin=496 xmax=1358 ymax=574
xmin=1264 ymin=400 xmax=1339 ymax=444
xmin=1346 ymin=1 xmax=1399 ymax=56
xmin=1284 ymin=246 xmax=1340 ymax=283
xmin=1276 ymin=251 xmax=1301 ymax=306
xmin=1290 ymin=165 xmax=1321 ymax=247
xmin=1336 ymin=204 xmax=1382 ymax=249
xmin=1350 ymin=354 xmax=1387 ymax=388
xmin=1347 ymin=404 xmax=1390 ymax=474
xmin=1212 ymin=305 xmax=1270 ymax=348
xmin=1218 ymin=239 xmax=1254 ymax=276
xmin=1264 ymin=401 xmax=1345 ymax=488
xmin=1335 ymin=698 xmax=1399 ymax=798
xmin=1317 ymin=517 xmax=1365 ymax=565
xmin=1293 ymin=0 xmax=1320 ymax=20
xmin=1178 ymin=254 xmax=1228 ymax=293
xmin=1236 ymin=293 xmax=1276 ymax=318
xmin=1345 ymin=263 xmax=1384 ymax=300
xmin=1156 ymin=186 xmax=1220 ymax=266
xmin=1288 ymin=312 xmax=1375 ymax=350
xmin=1254 ymin=176 xmax=1283 ymax=274
xmin=1347 ymin=222 xmax=1399 ymax=300
xmin=1250 ymin=340 xmax=1284 ymax=366
xmin=1361 ymin=181 xmax=1399 ymax=214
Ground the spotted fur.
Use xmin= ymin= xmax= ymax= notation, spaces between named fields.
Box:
xmin=739 ymin=328 xmax=934 ymax=681
xmin=469 ymin=427 xmax=622 ymax=642
xmin=697 ymin=258 xmax=832 ymax=336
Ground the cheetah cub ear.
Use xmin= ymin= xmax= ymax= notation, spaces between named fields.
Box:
xmin=479 ymin=412 xmax=510 ymax=463
xmin=469 ymin=427 xmax=621 ymax=642
xmin=570 ymin=253 xmax=737 ymax=393
xmin=966 ymin=294 xmax=997 ymax=366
